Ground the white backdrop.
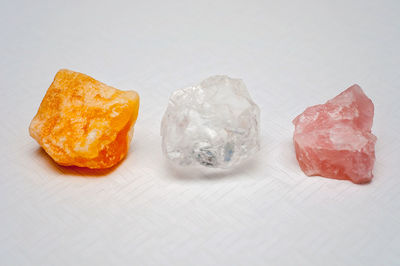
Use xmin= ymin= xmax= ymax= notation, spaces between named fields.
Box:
xmin=1 ymin=0 xmax=400 ymax=265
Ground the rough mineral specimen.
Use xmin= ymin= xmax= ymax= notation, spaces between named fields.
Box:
xmin=29 ymin=69 xmax=140 ymax=169
xmin=293 ymin=84 xmax=376 ymax=184
xmin=161 ymin=75 xmax=260 ymax=169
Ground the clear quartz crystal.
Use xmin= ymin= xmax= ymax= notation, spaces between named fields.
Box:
xmin=161 ymin=75 xmax=260 ymax=169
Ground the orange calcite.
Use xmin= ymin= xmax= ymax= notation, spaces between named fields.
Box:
xmin=29 ymin=69 xmax=140 ymax=169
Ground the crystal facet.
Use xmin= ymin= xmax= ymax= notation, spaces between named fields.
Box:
xmin=293 ymin=84 xmax=376 ymax=184
xmin=161 ymin=75 xmax=260 ymax=169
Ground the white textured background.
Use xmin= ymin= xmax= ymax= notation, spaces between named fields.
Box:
xmin=1 ymin=0 xmax=400 ymax=265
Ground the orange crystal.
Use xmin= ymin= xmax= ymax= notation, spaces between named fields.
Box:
xmin=29 ymin=69 xmax=140 ymax=169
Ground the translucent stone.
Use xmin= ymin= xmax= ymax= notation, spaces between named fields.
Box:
xmin=161 ymin=75 xmax=260 ymax=169
xmin=293 ymin=84 xmax=376 ymax=184
xmin=29 ymin=69 xmax=140 ymax=169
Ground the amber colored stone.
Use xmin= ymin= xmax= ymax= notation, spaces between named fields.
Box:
xmin=29 ymin=69 xmax=140 ymax=169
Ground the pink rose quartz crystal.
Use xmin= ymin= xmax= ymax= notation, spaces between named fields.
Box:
xmin=292 ymin=84 xmax=377 ymax=184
